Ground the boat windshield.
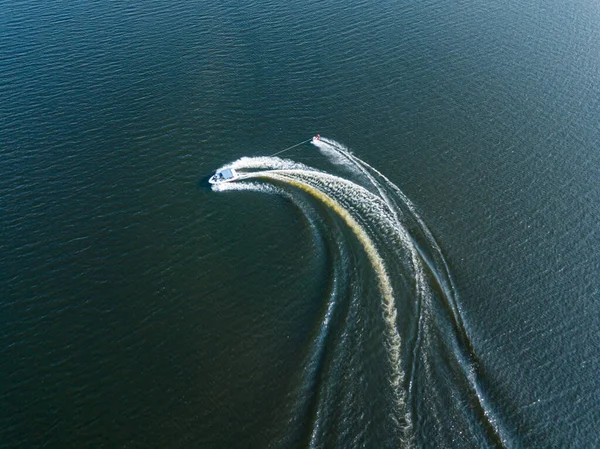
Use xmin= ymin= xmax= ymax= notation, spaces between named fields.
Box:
xmin=220 ymin=169 xmax=234 ymax=180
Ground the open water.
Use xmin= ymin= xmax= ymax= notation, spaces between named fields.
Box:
xmin=1 ymin=0 xmax=600 ymax=447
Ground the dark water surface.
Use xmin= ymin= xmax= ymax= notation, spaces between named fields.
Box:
xmin=2 ymin=0 xmax=600 ymax=447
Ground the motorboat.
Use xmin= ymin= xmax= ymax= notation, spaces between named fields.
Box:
xmin=209 ymin=168 xmax=239 ymax=184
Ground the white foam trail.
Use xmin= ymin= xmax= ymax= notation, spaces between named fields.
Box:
xmin=311 ymin=139 xmax=431 ymax=399
xmin=313 ymin=137 xmax=506 ymax=447
xmin=314 ymin=140 xmax=428 ymax=318
xmin=307 ymin=269 xmax=342 ymax=449
xmin=312 ymin=138 xmax=362 ymax=173
xmin=211 ymin=180 xmax=279 ymax=194
xmin=317 ymin=138 xmax=456 ymax=308
xmin=235 ymin=168 xmax=413 ymax=442
xmin=218 ymin=156 xmax=315 ymax=173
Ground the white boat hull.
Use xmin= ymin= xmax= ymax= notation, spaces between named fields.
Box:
xmin=209 ymin=168 xmax=239 ymax=184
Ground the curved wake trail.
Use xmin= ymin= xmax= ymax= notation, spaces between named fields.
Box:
xmin=211 ymin=137 xmax=506 ymax=448
xmin=263 ymin=171 xmax=409 ymax=430
xmin=313 ymin=138 xmax=507 ymax=447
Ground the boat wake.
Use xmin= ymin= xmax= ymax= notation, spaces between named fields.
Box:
xmin=212 ymin=137 xmax=506 ymax=448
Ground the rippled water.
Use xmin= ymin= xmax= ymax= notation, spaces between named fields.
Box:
xmin=2 ymin=0 xmax=600 ymax=447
